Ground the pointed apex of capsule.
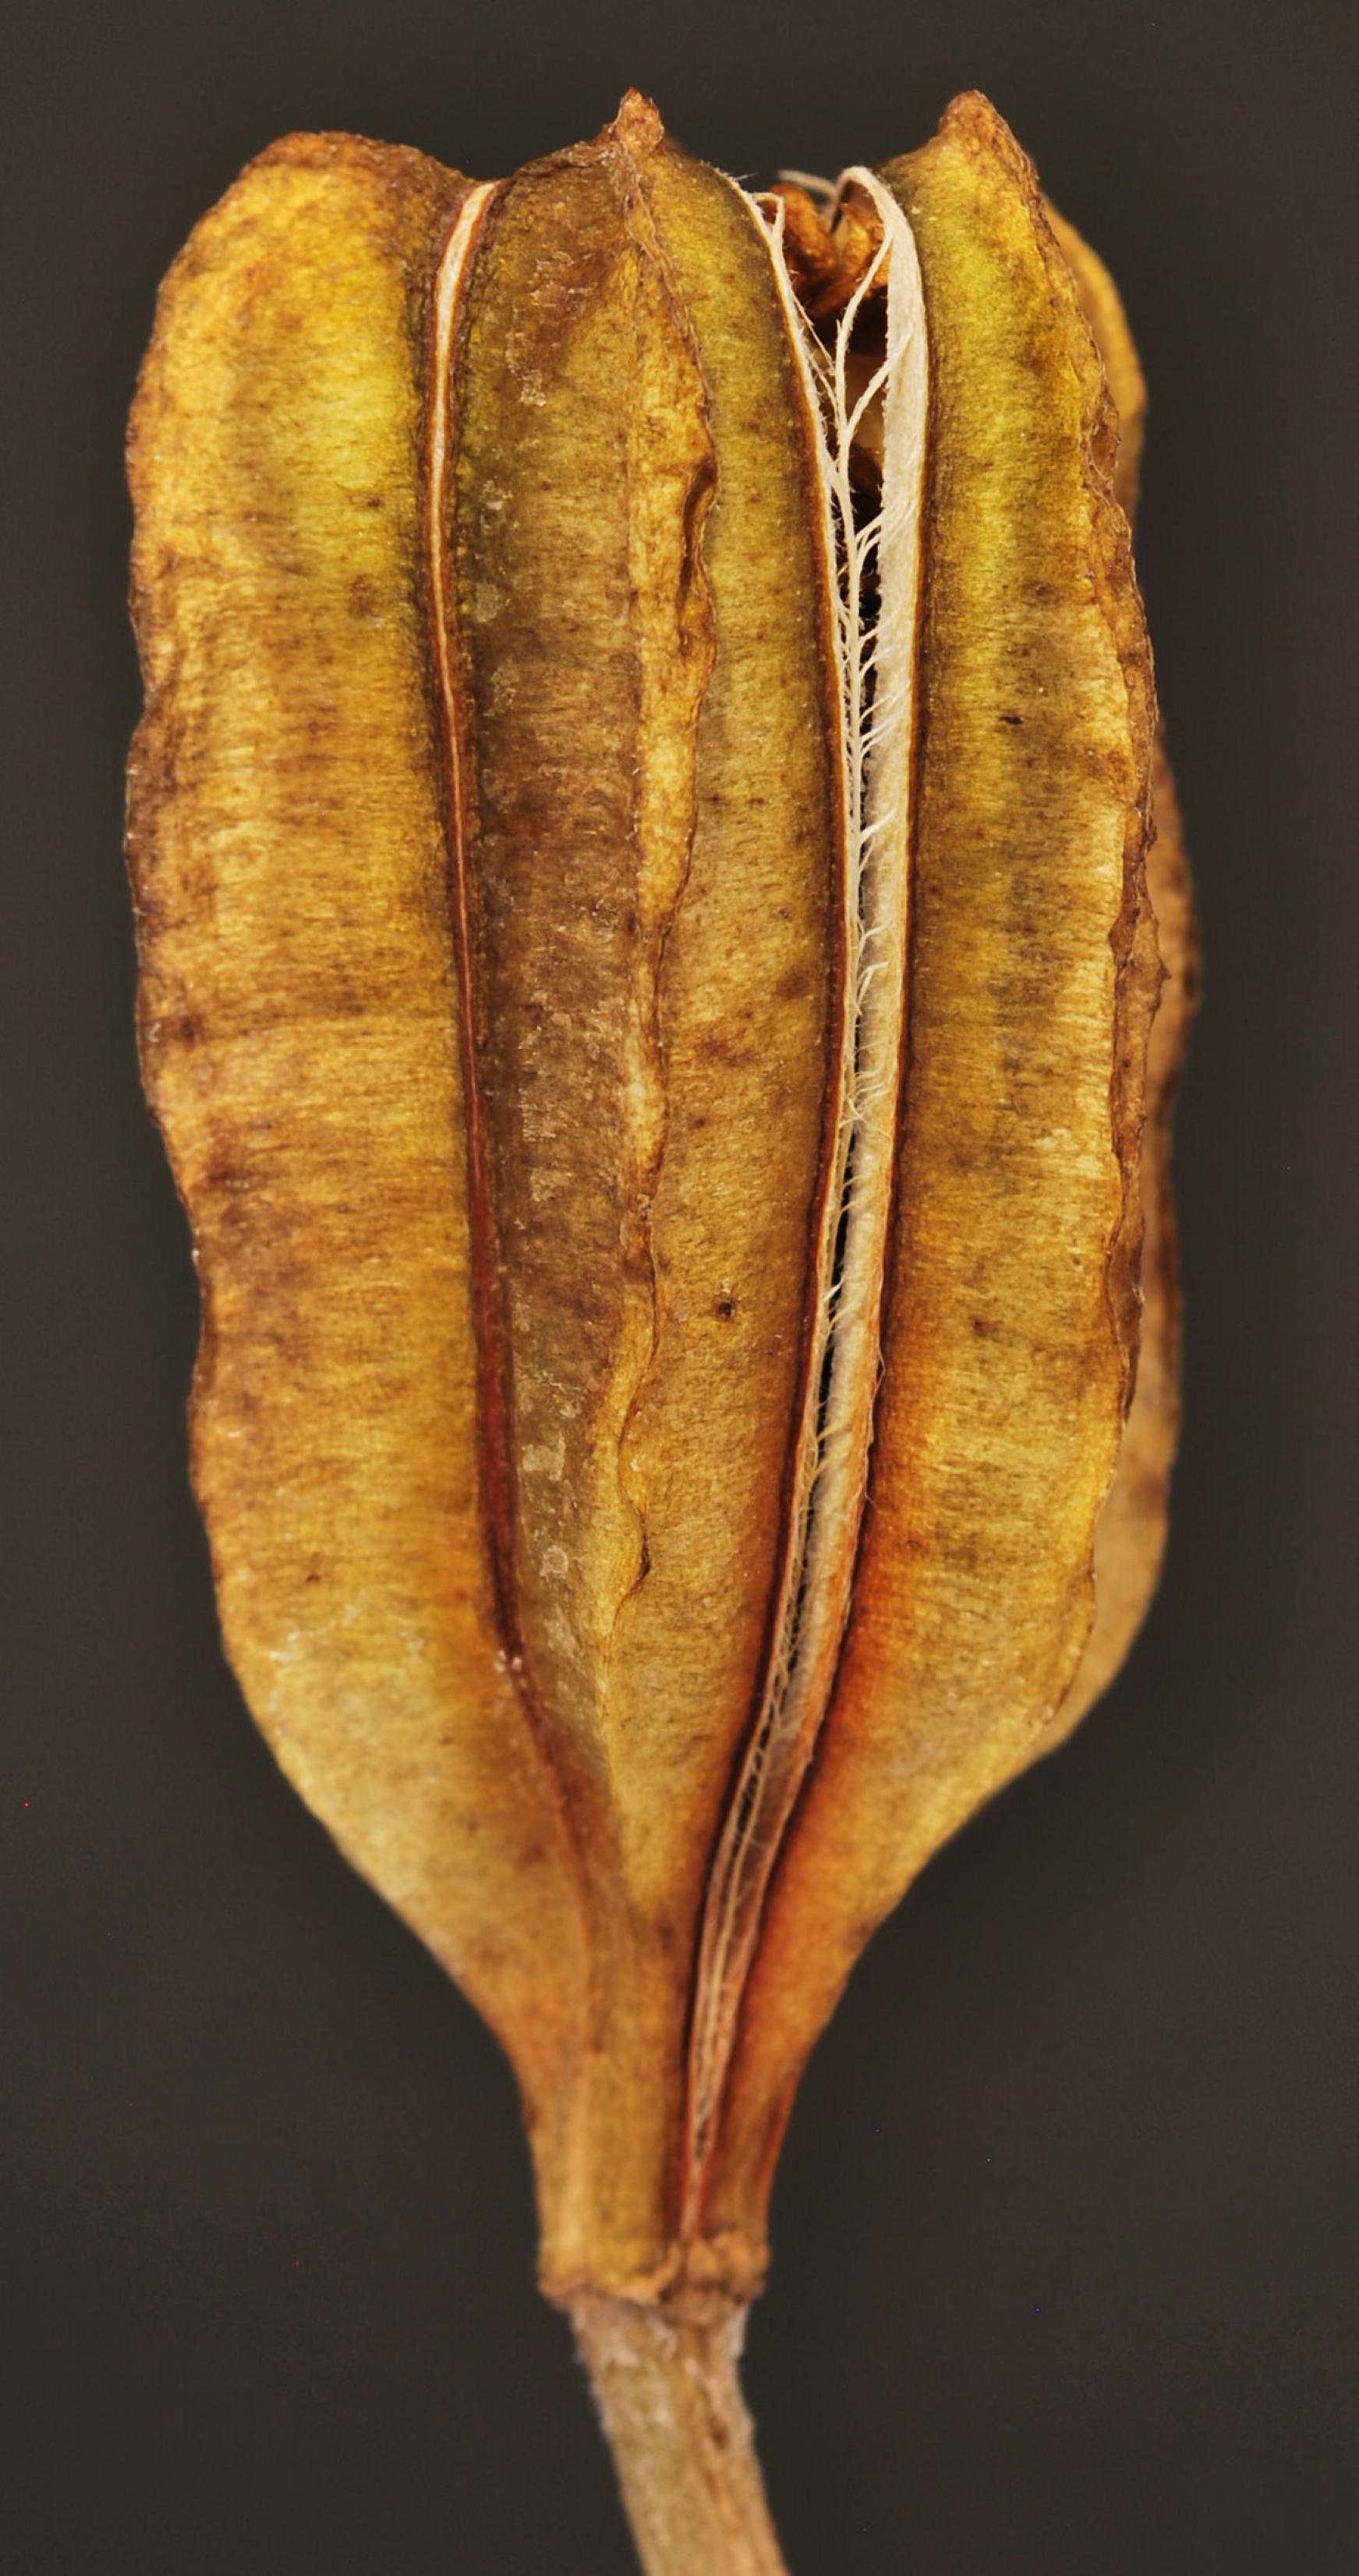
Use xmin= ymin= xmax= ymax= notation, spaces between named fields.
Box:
xmin=610 ymin=88 xmax=666 ymax=159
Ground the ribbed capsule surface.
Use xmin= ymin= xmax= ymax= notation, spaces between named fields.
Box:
xmin=127 ymin=87 xmax=1192 ymax=2309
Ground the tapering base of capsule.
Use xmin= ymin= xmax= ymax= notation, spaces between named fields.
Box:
xmin=569 ymin=2291 xmax=787 ymax=2576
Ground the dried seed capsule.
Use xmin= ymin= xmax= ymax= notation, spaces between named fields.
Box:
xmin=127 ymin=86 xmax=1193 ymax=2576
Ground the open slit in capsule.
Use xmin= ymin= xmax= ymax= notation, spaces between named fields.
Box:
xmin=681 ymin=167 xmax=929 ymax=2223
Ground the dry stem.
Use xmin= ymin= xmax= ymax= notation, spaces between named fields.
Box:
xmin=569 ymin=2292 xmax=788 ymax=2576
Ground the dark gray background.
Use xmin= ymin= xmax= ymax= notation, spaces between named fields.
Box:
xmin=5 ymin=0 xmax=1356 ymax=2567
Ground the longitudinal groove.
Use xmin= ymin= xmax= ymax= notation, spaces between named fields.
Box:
xmin=602 ymin=136 xmax=719 ymax=1680
xmin=682 ymin=171 xmax=929 ymax=2227
xmin=428 ymin=179 xmax=625 ymax=2269
xmin=426 ymin=182 xmax=525 ymax=1664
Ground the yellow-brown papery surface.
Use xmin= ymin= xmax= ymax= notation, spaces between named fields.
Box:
xmin=128 ymin=92 xmax=1191 ymax=2342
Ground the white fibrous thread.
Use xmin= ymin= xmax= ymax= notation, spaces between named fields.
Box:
xmin=685 ymin=170 xmax=928 ymax=2209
